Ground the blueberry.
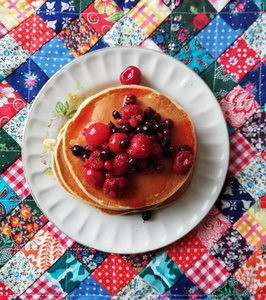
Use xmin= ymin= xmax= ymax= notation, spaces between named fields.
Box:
xmin=154 ymin=123 xmax=163 ymax=133
xmin=119 ymin=138 xmax=130 ymax=149
xmin=163 ymin=119 xmax=174 ymax=129
xmin=82 ymin=151 xmax=92 ymax=161
xmin=108 ymin=121 xmax=115 ymax=129
xmin=125 ymin=94 xmax=137 ymax=104
xmin=142 ymin=123 xmax=154 ymax=135
xmin=112 ymin=110 xmax=121 ymax=119
xmin=161 ymin=136 xmax=171 ymax=148
xmin=163 ymin=146 xmax=175 ymax=157
xmin=144 ymin=107 xmax=155 ymax=118
xmin=100 ymin=149 xmax=113 ymax=160
xmin=72 ymin=145 xmax=84 ymax=156
xmin=142 ymin=211 xmax=152 ymax=221
xmin=152 ymin=113 xmax=161 ymax=123
xmin=163 ymin=128 xmax=172 ymax=136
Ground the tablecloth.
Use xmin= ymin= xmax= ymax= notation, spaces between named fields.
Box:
xmin=0 ymin=0 xmax=266 ymax=299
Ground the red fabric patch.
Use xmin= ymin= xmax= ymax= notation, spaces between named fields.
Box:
xmin=92 ymin=253 xmax=137 ymax=295
xmin=220 ymin=85 xmax=260 ymax=129
xmin=229 ymin=131 xmax=258 ymax=177
xmin=260 ymin=194 xmax=266 ymax=209
xmin=82 ymin=1 xmax=123 ymax=36
xmin=9 ymin=13 xmax=55 ymax=55
xmin=164 ymin=229 xmax=208 ymax=272
xmin=0 ymin=81 xmax=27 ymax=128
xmin=261 ymin=150 xmax=266 ymax=162
xmin=218 ymin=38 xmax=260 ymax=82
xmin=0 ymin=280 xmax=16 ymax=299
xmin=45 ymin=222 xmax=74 ymax=250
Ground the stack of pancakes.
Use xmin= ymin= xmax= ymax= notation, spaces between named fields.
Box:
xmin=50 ymin=85 xmax=196 ymax=215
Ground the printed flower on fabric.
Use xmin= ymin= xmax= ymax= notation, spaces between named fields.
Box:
xmin=210 ymin=275 xmax=253 ymax=299
xmin=82 ymin=1 xmax=123 ymax=36
xmin=0 ymin=251 xmax=41 ymax=296
xmin=9 ymin=14 xmax=55 ymax=56
xmin=220 ymin=0 xmax=260 ymax=34
xmin=210 ymin=226 xmax=255 ymax=274
xmin=242 ymin=12 xmax=266 ymax=60
xmin=217 ymin=37 xmax=260 ymax=82
xmin=58 ymin=16 xmax=101 ymax=57
xmin=69 ymin=242 xmax=107 ymax=273
xmin=173 ymin=0 xmax=216 ymax=34
xmin=0 ymin=34 xmax=28 ymax=80
xmin=149 ymin=16 xmax=193 ymax=55
xmin=239 ymin=108 xmax=266 ymax=153
xmin=0 ymin=80 xmax=27 ymax=128
xmin=36 ymin=0 xmax=80 ymax=34
xmin=220 ymin=84 xmax=260 ymax=130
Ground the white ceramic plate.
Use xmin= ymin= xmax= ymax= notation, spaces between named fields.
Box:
xmin=22 ymin=47 xmax=229 ymax=254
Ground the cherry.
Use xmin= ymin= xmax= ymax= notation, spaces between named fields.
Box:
xmin=173 ymin=151 xmax=193 ymax=174
xmin=83 ymin=168 xmax=105 ymax=189
xmin=83 ymin=122 xmax=111 ymax=147
xmin=109 ymin=133 xmax=129 ymax=154
xmin=120 ymin=66 xmax=142 ymax=85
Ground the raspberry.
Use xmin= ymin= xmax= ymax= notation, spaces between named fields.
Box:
xmin=83 ymin=122 xmax=111 ymax=147
xmin=126 ymin=133 xmax=151 ymax=159
xmin=83 ymin=168 xmax=105 ymax=189
xmin=173 ymin=150 xmax=193 ymax=174
xmin=83 ymin=150 xmax=104 ymax=169
xmin=110 ymin=153 xmax=130 ymax=176
xmin=103 ymin=176 xmax=129 ymax=198
xmin=109 ymin=133 xmax=129 ymax=154
xmin=149 ymin=140 xmax=163 ymax=160
xmin=119 ymin=105 xmax=143 ymax=121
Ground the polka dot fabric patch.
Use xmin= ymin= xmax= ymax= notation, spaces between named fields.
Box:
xmin=92 ymin=253 xmax=137 ymax=295
xmin=9 ymin=13 xmax=56 ymax=55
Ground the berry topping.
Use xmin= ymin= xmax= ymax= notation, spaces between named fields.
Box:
xmin=126 ymin=133 xmax=151 ymax=159
xmin=82 ymin=150 xmax=92 ymax=161
xmin=71 ymin=145 xmax=84 ymax=156
xmin=173 ymin=151 xmax=193 ymax=174
xmin=120 ymin=104 xmax=143 ymax=122
xmin=83 ymin=122 xmax=111 ymax=147
xmin=119 ymin=138 xmax=130 ymax=149
xmin=129 ymin=118 xmax=138 ymax=128
xmin=83 ymin=149 xmax=104 ymax=170
xmin=179 ymin=144 xmax=191 ymax=152
xmin=144 ymin=107 xmax=155 ymax=119
xmin=109 ymin=133 xmax=129 ymax=154
xmin=152 ymin=112 xmax=161 ymax=123
xmin=142 ymin=211 xmax=152 ymax=221
xmin=112 ymin=110 xmax=121 ymax=119
xmin=125 ymin=94 xmax=137 ymax=104
xmin=142 ymin=123 xmax=154 ymax=135
xmin=104 ymin=161 xmax=112 ymax=170
xmin=149 ymin=140 xmax=163 ymax=160
xmin=163 ymin=119 xmax=174 ymax=129
xmin=110 ymin=153 xmax=130 ymax=176
xmin=100 ymin=149 xmax=113 ymax=161
xmin=83 ymin=168 xmax=105 ymax=189
xmin=103 ymin=176 xmax=129 ymax=198
xmin=120 ymin=66 xmax=142 ymax=85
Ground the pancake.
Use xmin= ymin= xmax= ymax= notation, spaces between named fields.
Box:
xmin=58 ymin=85 xmax=196 ymax=212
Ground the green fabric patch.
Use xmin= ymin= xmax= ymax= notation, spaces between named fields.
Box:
xmin=69 ymin=0 xmax=94 ymax=12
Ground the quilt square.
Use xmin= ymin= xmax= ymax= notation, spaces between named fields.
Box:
xmin=114 ymin=0 xmax=141 ymax=13
xmin=174 ymin=38 xmax=214 ymax=74
xmin=45 ymin=222 xmax=74 ymax=250
xmin=210 ymin=275 xmax=253 ymax=299
xmin=237 ymin=156 xmax=266 ymax=202
xmin=149 ymin=16 xmax=193 ymax=55
xmin=5 ymin=58 xmax=49 ymax=103
xmin=186 ymin=252 xmax=231 ymax=295
xmin=0 ymin=281 xmax=16 ymax=300
xmin=3 ymin=104 xmax=31 ymax=147
xmin=0 ymin=251 xmax=41 ymax=296
xmin=58 ymin=16 xmax=101 ymax=58
xmin=217 ymin=37 xmax=260 ymax=82
xmin=139 ymin=251 xmax=183 ymax=294
xmin=21 ymin=222 xmax=70 ymax=274
xmin=208 ymin=0 xmax=230 ymax=12
xmin=239 ymin=108 xmax=266 ymax=153
xmin=228 ymin=131 xmax=258 ymax=177
xmin=9 ymin=13 xmax=56 ymax=55
xmin=0 ymin=21 xmax=8 ymax=38
xmin=0 ymin=34 xmax=28 ymax=80
xmin=216 ymin=174 xmax=255 ymax=224
xmin=164 ymin=229 xmax=208 ymax=272
xmin=36 ymin=0 xmax=79 ymax=34
xmin=1 ymin=157 xmax=29 ymax=200
xmin=219 ymin=0 xmax=260 ymax=34
xmin=69 ymin=242 xmax=107 ymax=274
xmin=200 ymin=62 xmax=238 ymax=101
xmin=1 ymin=0 xmax=34 ymax=24
xmin=249 ymin=201 xmax=266 ymax=233
xmin=220 ymin=85 xmax=260 ymax=130
xmin=195 ymin=14 xmax=238 ymax=59
xmin=0 ymin=128 xmax=21 ymax=174
xmin=69 ymin=0 xmax=94 ymax=12
xmin=20 ymin=274 xmax=66 ymax=300
xmin=82 ymin=1 xmax=123 ymax=36
xmin=173 ymin=0 xmax=216 ymax=34
xmin=92 ymin=253 xmax=137 ymax=295
xmin=242 ymin=12 xmax=266 ymax=60
xmin=44 ymin=251 xmax=89 ymax=294
xmin=103 ymin=15 xmax=148 ymax=46
xmin=210 ymin=226 xmax=255 ymax=274
xmin=0 ymin=80 xmax=27 ymax=128
xmin=0 ymin=231 xmax=20 ymax=268
xmin=111 ymin=275 xmax=160 ymax=300
xmin=68 ymin=274 xmax=111 ymax=300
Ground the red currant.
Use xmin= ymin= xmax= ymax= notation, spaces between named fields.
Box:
xmin=120 ymin=66 xmax=142 ymax=85
xmin=83 ymin=122 xmax=111 ymax=147
xmin=109 ymin=133 xmax=129 ymax=154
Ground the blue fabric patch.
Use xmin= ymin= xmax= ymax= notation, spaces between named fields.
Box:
xmin=215 ymin=174 xmax=255 ymax=224
xmin=195 ymin=15 xmax=238 ymax=59
xmin=0 ymin=177 xmax=20 ymax=221
xmin=220 ymin=0 xmax=260 ymax=34
xmin=170 ymin=274 xmax=210 ymax=299
xmin=174 ymin=39 xmax=214 ymax=74
xmin=67 ymin=275 xmax=111 ymax=300
xmin=113 ymin=0 xmax=140 ymax=12
xmin=5 ymin=58 xmax=49 ymax=103
xmin=37 ymin=0 xmax=79 ymax=34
